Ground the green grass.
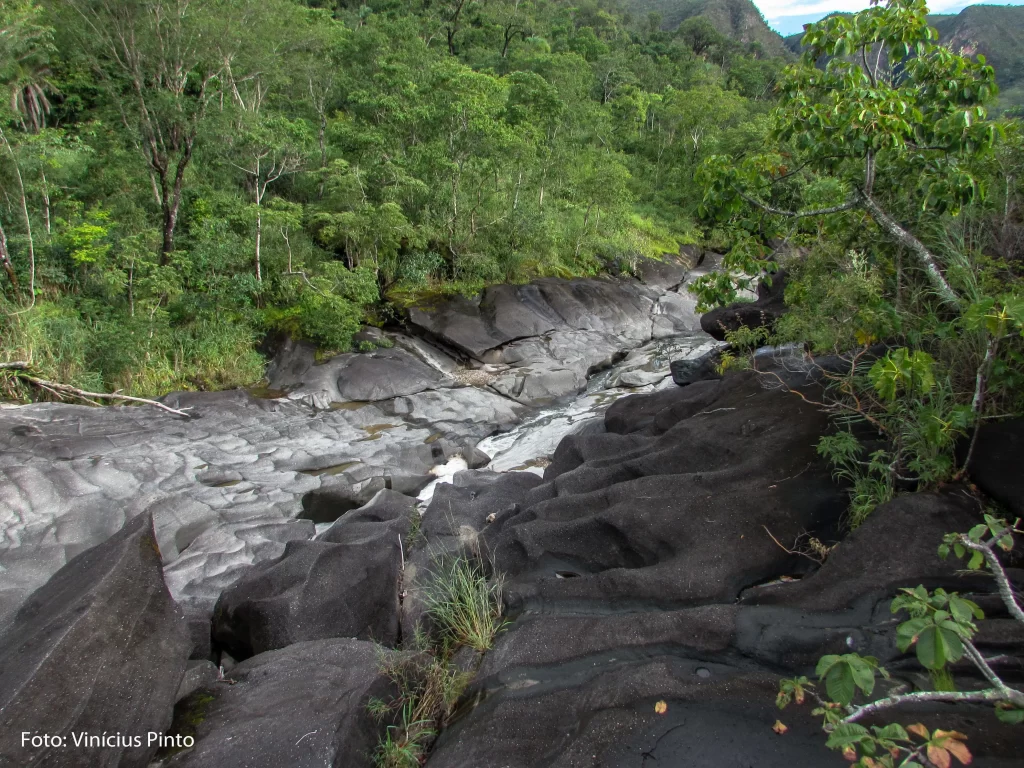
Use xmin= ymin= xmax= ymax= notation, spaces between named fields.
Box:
xmin=368 ymin=553 xmax=506 ymax=768
xmin=423 ymin=555 xmax=506 ymax=653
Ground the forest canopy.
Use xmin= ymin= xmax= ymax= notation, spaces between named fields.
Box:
xmin=0 ymin=0 xmax=1020 ymax=406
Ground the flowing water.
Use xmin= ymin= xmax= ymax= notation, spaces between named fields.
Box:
xmin=418 ymin=331 xmax=723 ymax=507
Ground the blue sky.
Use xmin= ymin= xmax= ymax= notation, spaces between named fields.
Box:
xmin=758 ymin=0 xmax=1024 ymax=35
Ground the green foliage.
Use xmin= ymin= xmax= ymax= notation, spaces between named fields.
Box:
xmin=0 ymin=0 xmax=795 ymax=399
xmin=369 ymin=549 xmax=506 ymax=768
xmin=778 ymin=520 xmax=1024 ymax=766
xmin=815 ymin=653 xmax=886 ymax=706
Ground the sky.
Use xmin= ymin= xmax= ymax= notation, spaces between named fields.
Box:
xmin=758 ymin=0 xmax=1024 ymax=35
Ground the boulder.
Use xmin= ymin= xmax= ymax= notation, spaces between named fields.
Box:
xmin=384 ymin=386 xmax=527 ymax=437
xmin=635 ymin=252 xmax=691 ymax=290
xmin=267 ymin=346 xmax=446 ymax=407
xmin=414 ymin=376 xmax=1022 ymax=768
xmin=407 ymin=277 xmax=657 ymax=361
xmin=166 ymin=639 xmax=393 ymax=768
xmin=0 ymin=513 xmax=189 ymax=768
xmin=652 ymin=290 xmax=702 ymax=337
xmin=700 ymin=271 xmax=788 ymax=341
xmin=212 ymin=491 xmax=412 ymax=658
xmin=965 ymin=418 xmax=1024 ymax=517
xmin=669 ymin=346 xmax=722 ymax=385
xmin=482 ymin=372 xmax=844 ymax=610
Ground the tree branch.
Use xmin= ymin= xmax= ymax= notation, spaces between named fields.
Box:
xmin=858 ymin=191 xmax=959 ymax=305
xmin=2 ymin=364 xmax=191 ymax=418
xmin=958 ymin=531 xmax=1024 ymax=625
xmin=736 ymin=190 xmax=862 ymax=218
xmin=843 ymin=688 xmax=1015 ymax=724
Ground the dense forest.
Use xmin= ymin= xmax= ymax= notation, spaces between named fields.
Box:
xmin=0 ymin=0 xmax=782 ymax=395
xmin=0 ymin=0 xmax=1022 ymax=421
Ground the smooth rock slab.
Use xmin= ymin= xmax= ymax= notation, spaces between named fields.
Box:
xmin=267 ymin=345 xmax=447 ymax=408
xmin=0 ymin=513 xmax=189 ymax=768
xmin=166 ymin=639 xmax=393 ymax=768
xmin=0 ymin=390 xmax=484 ymax=623
xmin=212 ymin=491 xmax=411 ymax=658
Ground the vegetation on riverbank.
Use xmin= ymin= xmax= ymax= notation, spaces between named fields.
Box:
xmin=0 ymin=0 xmax=783 ymax=396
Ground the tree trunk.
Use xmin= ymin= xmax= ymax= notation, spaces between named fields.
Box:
xmin=255 ymin=207 xmax=262 ymax=282
xmin=1 ymin=128 xmax=35 ymax=305
xmin=859 ymin=193 xmax=958 ymax=305
xmin=0 ymin=216 xmax=18 ymax=293
xmin=40 ymin=169 xmax=51 ymax=235
xmin=161 ymin=202 xmax=178 ymax=260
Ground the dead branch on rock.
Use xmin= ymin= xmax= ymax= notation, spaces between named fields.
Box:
xmin=763 ymin=525 xmax=834 ymax=564
xmin=1 ymin=362 xmax=191 ymax=418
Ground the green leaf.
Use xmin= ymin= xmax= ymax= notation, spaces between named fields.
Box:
xmin=994 ymin=706 xmax=1024 ymax=725
xmin=825 ymin=722 xmax=871 ymax=749
xmin=848 ymin=657 xmax=876 ymax=696
xmin=915 ymin=625 xmax=964 ymax=670
xmin=949 ymin=595 xmax=984 ymax=623
xmin=825 ymin=661 xmax=857 ymax=705
xmin=872 ymin=723 xmax=909 ymax=741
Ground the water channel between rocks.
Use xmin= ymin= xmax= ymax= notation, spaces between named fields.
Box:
xmin=415 ymin=331 xmax=723 ymax=507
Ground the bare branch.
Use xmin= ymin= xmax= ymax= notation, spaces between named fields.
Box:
xmin=843 ymin=688 xmax=1018 ymax=724
xmin=5 ymin=367 xmax=191 ymax=418
xmin=737 ymin=190 xmax=862 ymax=219
xmin=957 ymin=531 xmax=1024 ymax=625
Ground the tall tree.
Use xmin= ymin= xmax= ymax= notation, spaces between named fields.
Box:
xmin=62 ymin=0 xmax=229 ymax=259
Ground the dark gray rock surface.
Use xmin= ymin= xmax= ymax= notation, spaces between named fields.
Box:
xmin=700 ymin=270 xmax=788 ymax=341
xmin=166 ymin=639 xmax=392 ymax=768
xmin=212 ymin=491 xmax=411 ymax=658
xmin=965 ymin=417 xmax=1024 ymax=517
xmin=0 ymin=513 xmax=189 ymax=768
xmin=410 ymin=373 xmax=1023 ymax=768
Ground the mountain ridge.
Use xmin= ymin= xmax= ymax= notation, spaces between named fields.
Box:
xmin=622 ymin=0 xmax=791 ymax=56
xmin=782 ymin=4 xmax=1024 ymax=109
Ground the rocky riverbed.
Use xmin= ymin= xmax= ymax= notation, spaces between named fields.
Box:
xmin=1 ymin=254 xmax=1022 ymax=768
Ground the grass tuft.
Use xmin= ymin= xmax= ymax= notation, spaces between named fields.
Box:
xmin=423 ymin=555 xmax=505 ymax=653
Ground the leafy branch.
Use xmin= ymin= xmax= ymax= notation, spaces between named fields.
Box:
xmin=777 ymin=517 xmax=1024 ymax=767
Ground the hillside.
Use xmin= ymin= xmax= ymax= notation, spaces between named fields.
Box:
xmin=623 ymin=0 xmax=791 ymax=56
xmin=931 ymin=5 xmax=1024 ymax=110
xmin=785 ymin=5 xmax=1024 ymax=111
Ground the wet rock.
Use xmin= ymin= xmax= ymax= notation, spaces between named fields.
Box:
xmin=212 ymin=491 xmax=411 ymax=658
xmin=652 ymin=290 xmax=702 ymax=337
xmin=384 ymin=386 xmax=527 ymax=437
xmin=462 ymin=443 xmax=491 ymax=469
xmin=166 ymin=639 xmax=393 ymax=768
xmin=0 ymin=390 xmax=462 ymax=623
xmin=0 ymin=513 xmax=189 ymax=768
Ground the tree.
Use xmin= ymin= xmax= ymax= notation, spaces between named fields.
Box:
xmin=62 ymin=0 xmax=231 ymax=260
xmin=0 ymin=0 xmax=55 ymax=133
xmin=226 ymin=113 xmax=309 ymax=283
xmin=698 ymin=0 xmax=999 ymax=306
xmin=677 ymin=17 xmax=724 ymax=58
